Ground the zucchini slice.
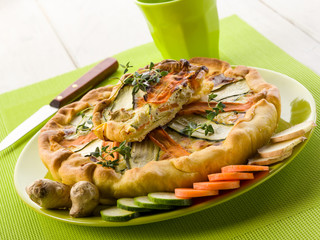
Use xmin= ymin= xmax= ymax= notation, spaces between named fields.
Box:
xmin=168 ymin=115 xmax=233 ymax=141
xmin=73 ymin=139 xmax=100 ymax=153
xmin=134 ymin=196 xmax=174 ymax=210
xmin=211 ymin=80 xmax=250 ymax=101
xmin=75 ymin=139 xmax=103 ymax=156
xmin=129 ymin=138 xmax=160 ymax=169
xmin=117 ymin=198 xmax=151 ymax=212
xmin=100 ymin=206 xmax=139 ymax=222
xmin=111 ymin=85 xmax=134 ymax=112
xmin=148 ymin=192 xmax=192 ymax=206
xmin=104 ymin=85 xmax=134 ymax=121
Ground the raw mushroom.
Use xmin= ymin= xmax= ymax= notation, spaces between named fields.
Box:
xmin=26 ymin=179 xmax=71 ymax=209
xmin=69 ymin=181 xmax=99 ymax=218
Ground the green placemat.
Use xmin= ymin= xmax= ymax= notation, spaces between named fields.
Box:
xmin=1 ymin=15 xmax=319 ymax=239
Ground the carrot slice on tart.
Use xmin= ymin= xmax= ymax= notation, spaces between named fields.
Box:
xmin=208 ymin=172 xmax=254 ymax=181
xmin=148 ymin=127 xmax=190 ymax=158
xmin=101 ymin=141 xmax=120 ymax=161
xmin=178 ymin=92 xmax=266 ymax=116
xmin=221 ymin=165 xmax=269 ymax=173
xmin=60 ymin=131 xmax=98 ymax=148
xmin=175 ymin=188 xmax=219 ymax=198
xmin=178 ymin=101 xmax=254 ymax=115
xmin=193 ymin=181 xmax=240 ymax=190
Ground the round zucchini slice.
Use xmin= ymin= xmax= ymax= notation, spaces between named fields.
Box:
xmin=100 ymin=206 xmax=139 ymax=222
xmin=134 ymin=196 xmax=174 ymax=210
xmin=148 ymin=192 xmax=192 ymax=206
xmin=117 ymin=198 xmax=151 ymax=212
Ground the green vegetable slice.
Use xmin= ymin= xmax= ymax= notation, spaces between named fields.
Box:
xmin=129 ymin=138 xmax=160 ymax=169
xmin=168 ymin=115 xmax=233 ymax=141
xmin=100 ymin=206 xmax=139 ymax=222
xmin=117 ymin=198 xmax=151 ymax=212
xmin=148 ymin=192 xmax=192 ymax=206
xmin=211 ymin=80 xmax=250 ymax=101
xmin=134 ymin=196 xmax=174 ymax=210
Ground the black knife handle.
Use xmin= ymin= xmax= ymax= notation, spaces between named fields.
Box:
xmin=49 ymin=57 xmax=118 ymax=108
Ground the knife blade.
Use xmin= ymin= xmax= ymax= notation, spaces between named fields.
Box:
xmin=0 ymin=57 xmax=118 ymax=152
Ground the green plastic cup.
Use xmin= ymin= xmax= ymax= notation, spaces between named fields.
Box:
xmin=135 ymin=0 xmax=219 ymax=60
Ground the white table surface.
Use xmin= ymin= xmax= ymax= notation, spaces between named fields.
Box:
xmin=0 ymin=0 xmax=319 ymax=94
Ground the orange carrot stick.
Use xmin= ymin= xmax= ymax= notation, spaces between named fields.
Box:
xmin=60 ymin=131 xmax=98 ymax=148
xmin=221 ymin=165 xmax=269 ymax=173
xmin=178 ymin=101 xmax=254 ymax=116
xmin=102 ymin=141 xmax=120 ymax=161
xmin=175 ymin=188 xmax=219 ymax=198
xmin=148 ymin=127 xmax=190 ymax=158
xmin=208 ymin=172 xmax=254 ymax=181
xmin=193 ymin=181 xmax=240 ymax=190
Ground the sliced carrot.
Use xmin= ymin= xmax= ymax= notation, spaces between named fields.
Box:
xmin=178 ymin=92 xmax=266 ymax=116
xmin=148 ymin=127 xmax=190 ymax=158
xmin=221 ymin=165 xmax=269 ymax=173
xmin=175 ymin=188 xmax=219 ymax=198
xmin=208 ymin=172 xmax=254 ymax=181
xmin=193 ymin=181 xmax=240 ymax=190
xmin=60 ymin=131 xmax=98 ymax=148
xmin=101 ymin=141 xmax=120 ymax=161
xmin=178 ymin=101 xmax=254 ymax=116
xmin=134 ymin=73 xmax=188 ymax=105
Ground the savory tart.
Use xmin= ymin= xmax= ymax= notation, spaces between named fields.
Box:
xmin=38 ymin=58 xmax=281 ymax=204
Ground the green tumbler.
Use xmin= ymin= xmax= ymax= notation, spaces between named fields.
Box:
xmin=135 ymin=0 xmax=219 ymax=60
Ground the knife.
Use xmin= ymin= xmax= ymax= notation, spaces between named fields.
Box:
xmin=0 ymin=57 xmax=119 ymax=152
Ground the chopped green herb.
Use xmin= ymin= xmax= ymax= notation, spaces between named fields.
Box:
xmin=208 ymin=93 xmax=218 ymax=102
xmin=76 ymin=107 xmax=93 ymax=118
xmin=85 ymin=141 xmax=131 ymax=170
xmin=123 ymin=62 xmax=169 ymax=96
xmin=182 ymin=122 xmax=214 ymax=137
xmin=182 ymin=91 xmax=225 ymax=137
xmin=75 ymin=116 xmax=93 ymax=134
xmin=120 ymin=62 xmax=133 ymax=74
xmin=97 ymin=159 xmax=120 ymax=169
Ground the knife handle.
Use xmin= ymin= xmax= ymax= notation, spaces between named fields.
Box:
xmin=49 ymin=57 xmax=119 ymax=108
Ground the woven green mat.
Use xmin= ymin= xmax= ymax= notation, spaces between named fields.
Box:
xmin=1 ymin=15 xmax=319 ymax=239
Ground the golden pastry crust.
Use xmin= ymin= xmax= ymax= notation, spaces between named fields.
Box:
xmin=38 ymin=58 xmax=281 ymax=203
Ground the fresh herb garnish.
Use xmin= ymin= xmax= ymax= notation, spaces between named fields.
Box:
xmin=85 ymin=141 xmax=131 ymax=170
xmin=123 ymin=62 xmax=168 ymax=95
xmin=182 ymin=92 xmax=225 ymax=137
xmin=182 ymin=122 xmax=214 ymax=137
xmin=97 ymin=159 xmax=120 ymax=169
xmin=76 ymin=107 xmax=93 ymax=118
xmin=75 ymin=107 xmax=94 ymax=134
xmin=120 ymin=62 xmax=133 ymax=74
xmin=208 ymin=93 xmax=218 ymax=102
xmin=206 ymin=102 xmax=225 ymax=121
xmin=205 ymin=93 xmax=225 ymax=121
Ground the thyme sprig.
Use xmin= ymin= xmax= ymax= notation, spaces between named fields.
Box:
xmin=206 ymin=93 xmax=225 ymax=121
xmin=85 ymin=141 xmax=131 ymax=170
xmin=123 ymin=62 xmax=169 ymax=95
xmin=75 ymin=107 xmax=94 ymax=134
xmin=182 ymin=93 xmax=225 ymax=137
xmin=120 ymin=62 xmax=133 ymax=74
xmin=75 ymin=116 xmax=93 ymax=134
xmin=182 ymin=122 xmax=214 ymax=137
